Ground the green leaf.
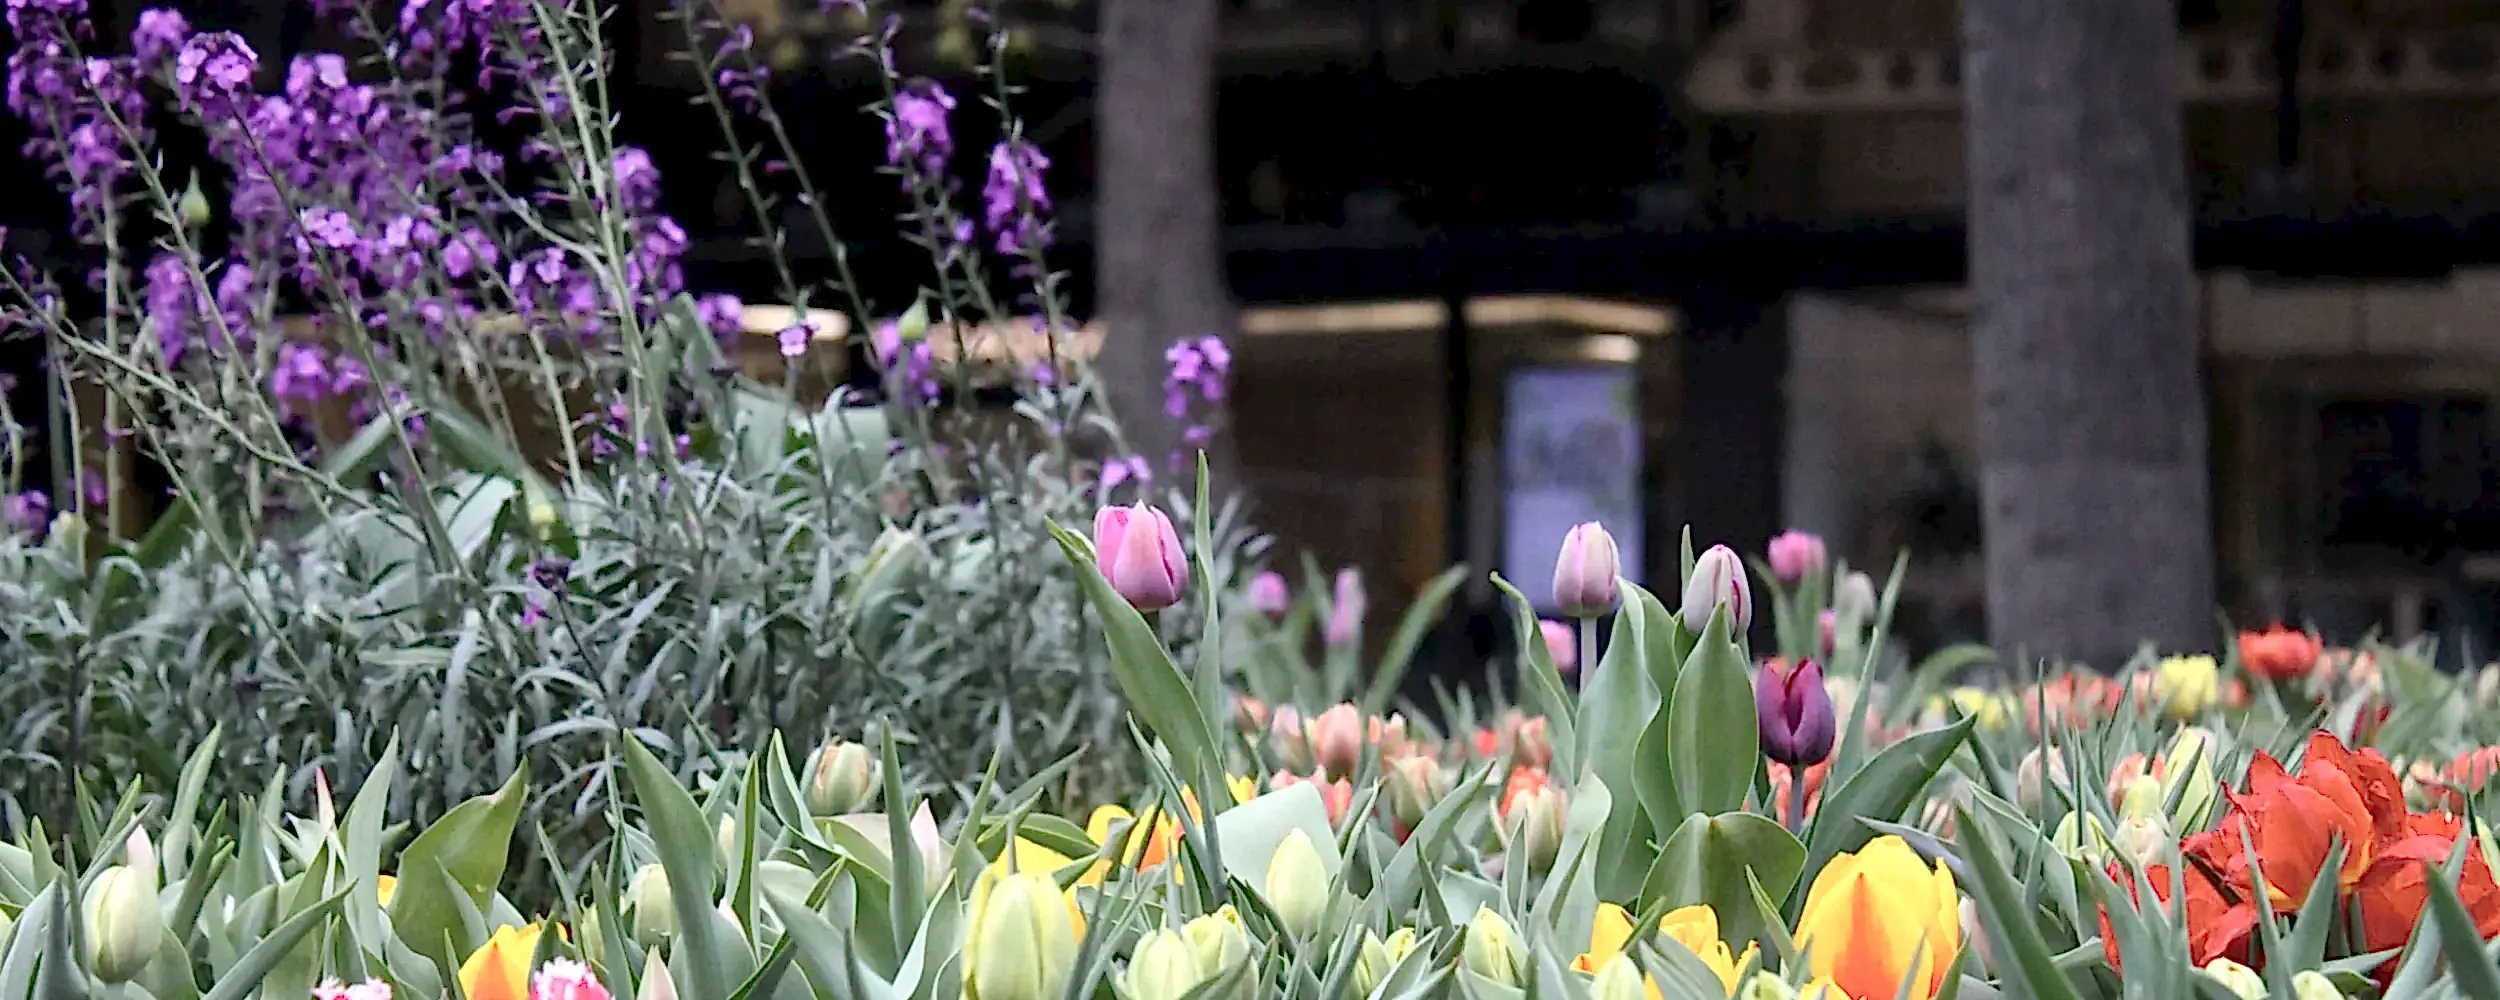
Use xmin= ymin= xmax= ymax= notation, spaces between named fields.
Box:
xmin=1046 ymin=520 xmax=1223 ymax=794
xmin=1579 ymin=585 xmax=1662 ymax=894
xmin=1639 ymin=811 xmax=1804 ymax=952
xmin=2424 ymin=840 xmax=2500 ymax=1000
xmin=199 ymin=890 xmax=350 ymax=1000
xmin=623 ymin=736 xmax=758 ymax=1000
xmin=1667 ymin=609 xmax=1756 ymax=817
xmin=1952 ymin=805 xmax=2083 ymax=1000
xmin=1801 ymin=716 xmax=1975 ymax=895
xmin=388 ymin=765 xmax=529 ymax=967
xmin=1490 ymin=573 xmax=1578 ymax=776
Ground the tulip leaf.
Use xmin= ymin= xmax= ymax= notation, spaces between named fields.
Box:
xmin=1640 ymin=811 xmax=1803 ymax=953
xmin=1581 ymin=583 xmax=1662 ymax=895
xmin=1950 ymin=804 xmax=2084 ymax=1000
xmin=2425 ymin=839 xmax=2500 ymax=1000
xmin=1490 ymin=573 xmax=1578 ymax=777
xmin=1046 ymin=520 xmax=1225 ymax=798
xmin=197 ymin=890 xmax=349 ymax=1000
xmin=1667 ymin=609 xmax=1756 ymax=817
xmin=1632 ymin=712 xmax=1683 ymax=866
xmin=1801 ymin=716 xmax=1975 ymax=894
xmin=624 ymin=735 xmax=760 ymax=1000
xmin=388 ymin=764 xmax=529 ymax=967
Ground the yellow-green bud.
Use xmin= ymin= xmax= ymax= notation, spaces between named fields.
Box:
xmin=1351 ymin=930 xmax=1396 ymax=997
xmin=175 ymin=178 xmax=211 ymax=231
xmin=2200 ymin=959 xmax=2266 ymax=1000
xmin=1460 ymin=908 xmax=1523 ymax=987
xmin=2291 ymin=971 xmax=2343 ymax=1000
xmin=2163 ymin=728 xmax=2221 ymax=830
xmin=1123 ymin=928 xmax=1205 ymax=1000
xmin=964 ymin=869 xmax=1078 ymax=1000
xmin=806 ymin=740 xmax=880 ymax=815
xmin=1740 ymin=971 xmax=1799 ymax=1000
xmin=82 ymin=830 xmax=161 ymax=984
xmin=1263 ymin=828 xmax=1330 ymax=939
xmin=2050 ymin=813 xmax=2112 ymax=864
xmin=1182 ymin=906 xmax=1249 ymax=981
xmin=628 ymin=864 xmax=675 ymax=943
xmin=2117 ymin=774 xmax=2164 ymax=823
xmin=1588 ymin=954 xmax=1649 ymax=1000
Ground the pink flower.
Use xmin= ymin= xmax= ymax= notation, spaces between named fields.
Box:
xmin=1538 ymin=619 xmax=1577 ymax=674
xmin=1246 ymin=570 xmax=1291 ymax=619
xmin=1324 ymin=568 xmax=1366 ymax=648
xmin=1766 ymin=530 xmax=1827 ymax=582
xmin=314 ymin=980 xmax=393 ymax=1000
xmin=531 ymin=959 xmax=612 ymax=1000
xmin=1092 ymin=503 xmax=1188 ymax=610
xmin=1312 ymin=703 xmax=1363 ymax=780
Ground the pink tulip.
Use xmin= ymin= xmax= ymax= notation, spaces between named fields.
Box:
xmin=1766 ymin=530 xmax=1827 ymax=582
xmin=1538 ymin=619 xmax=1577 ymax=674
xmin=530 ymin=960 xmax=612 ymax=1000
xmin=1246 ymin=570 xmax=1291 ymax=619
xmin=1312 ymin=703 xmax=1363 ymax=780
xmin=1324 ymin=568 xmax=1366 ymax=647
xmin=1092 ymin=502 xmax=1189 ymax=610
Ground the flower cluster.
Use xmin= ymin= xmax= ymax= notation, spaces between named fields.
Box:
xmin=1162 ymin=334 xmax=1230 ymax=456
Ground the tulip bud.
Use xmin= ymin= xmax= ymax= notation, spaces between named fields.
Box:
xmin=628 ymin=864 xmax=676 ymax=943
xmin=1833 ymin=571 xmax=1877 ymax=623
xmin=637 ymin=949 xmax=678 ymax=1000
xmin=1383 ymin=754 xmax=1449 ymax=834
xmin=2162 ymin=728 xmax=2220 ymax=830
xmin=1123 ymin=929 xmax=1205 ymax=1000
xmin=2116 ymin=774 xmax=2163 ymax=823
xmin=1498 ymin=782 xmax=1567 ymax=874
xmin=1312 ymin=703 xmax=1363 ymax=780
xmin=1538 ymin=619 xmax=1577 ymax=674
xmin=1741 ymin=972 xmax=1799 ymax=1000
xmin=2291 ymin=971 xmax=2343 ymax=1000
xmin=1182 ymin=906 xmax=1249 ymax=982
xmin=1268 ymin=705 xmax=1313 ymax=772
xmin=1553 ymin=523 xmax=1622 ymax=617
xmin=1264 ymin=829 xmax=1331 ymax=938
xmin=1460 ymin=908 xmax=1524 ymax=987
xmin=963 ymin=869 xmax=1079 ymax=1000
xmin=2201 ymin=959 xmax=2267 ymax=1000
xmin=1817 ymin=609 xmax=1836 ymax=656
xmin=1092 ymin=503 xmax=1189 ymax=611
xmin=714 ymin=814 xmax=740 ymax=862
xmin=1246 ymin=571 xmax=1290 ymax=620
xmin=806 ymin=740 xmax=880 ymax=815
xmin=2154 ymin=654 xmax=2219 ymax=720
xmin=1325 ymin=569 xmax=1366 ymax=648
xmin=82 ymin=830 xmax=162 ymax=984
xmin=1957 ymin=898 xmax=1992 ymax=976
xmin=1756 ymin=658 xmax=1836 ymax=767
xmin=1682 ymin=544 xmax=1753 ymax=634
xmin=1588 ymin=954 xmax=1649 ymax=1000
xmin=2111 ymin=814 xmax=2172 ymax=867
xmin=1505 ymin=715 xmax=1554 ymax=771
xmin=2050 ymin=813 xmax=2112 ymax=864
xmin=1766 ymin=530 xmax=1826 ymax=582
xmin=1351 ymin=931 xmax=1395 ymax=997
xmin=1231 ymin=695 xmax=1269 ymax=735
xmin=2014 ymin=747 xmax=2069 ymax=814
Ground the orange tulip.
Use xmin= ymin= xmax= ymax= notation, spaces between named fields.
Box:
xmin=1794 ymin=836 xmax=1960 ymax=1000
xmin=2239 ymin=627 xmax=2323 ymax=682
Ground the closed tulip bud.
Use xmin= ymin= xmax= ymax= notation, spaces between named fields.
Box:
xmin=2201 ymin=959 xmax=2267 ymax=1000
xmin=1740 ymin=972 xmax=1798 ymax=1000
xmin=963 ymin=869 xmax=1079 ymax=1000
xmin=851 ymin=526 xmax=925 ymax=602
xmin=806 ymin=740 xmax=880 ymax=815
xmin=1182 ymin=906 xmax=1250 ymax=981
xmin=1588 ymin=954 xmax=1649 ymax=1000
xmin=1268 ymin=705 xmax=1313 ymax=772
xmin=1245 ymin=571 xmax=1290 ymax=620
xmin=1312 ymin=703 xmax=1363 ymax=779
xmin=2291 ymin=970 xmax=2343 ymax=1000
xmin=1092 ymin=503 xmax=1189 ymax=611
xmin=2014 ymin=747 xmax=2068 ymax=814
xmin=1505 ymin=716 xmax=1554 ymax=771
xmin=1460 ymin=908 xmax=1524 ymax=987
xmin=83 ymin=830 xmax=161 ymax=984
xmin=2154 ymin=654 xmax=2219 ymax=720
xmin=628 ymin=864 xmax=675 ymax=942
xmin=1351 ymin=931 xmax=1395 ymax=997
xmin=1766 ymin=530 xmax=1827 ymax=582
xmin=1123 ymin=929 xmax=1205 ymax=1000
xmin=1682 ymin=544 xmax=1753 ymax=634
xmin=2050 ymin=812 xmax=2112 ymax=864
xmin=1817 ymin=609 xmax=1837 ymax=655
xmin=1498 ymin=782 xmax=1567 ymax=874
xmin=1833 ymin=571 xmax=1877 ymax=623
xmin=1383 ymin=754 xmax=1449 ymax=833
xmin=636 ymin=950 xmax=677 ymax=1000
xmin=1757 ymin=658 xmax=1837 ymax=767
xmin=2116 ymin=774 xmax=2163 ymax=823
xmin=1538 ymin=619 xmax=1577 ymax=674
xmin=1325 ymin=569 xmax=1366 ymax=648
xmin=1552 ymin=523 xmax=1622 ymax=617
xmin=2111 ymin=814 xmax=2172 ymax=867
xmin=2162 ymin=727 xmax=2221 ymax=830
xmin=714 ymin=814 xmax=739 ymax=862
xmin=1263 ymin=828 xmax=1330 ymax=938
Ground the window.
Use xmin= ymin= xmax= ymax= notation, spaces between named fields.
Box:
xmin=2310 ymin=396 xmax=2500 ymax=571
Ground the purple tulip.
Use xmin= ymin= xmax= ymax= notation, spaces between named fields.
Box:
xmin=1093 ymin=502 xmax=1188 ymax=610
xmin=1246 ymin=570 xmax=1291 ymax=620
xmin=1756 ymin=658 xmax=1836 ymax=767
xmin=1552 ymin=522 xmax=1622 ymax=617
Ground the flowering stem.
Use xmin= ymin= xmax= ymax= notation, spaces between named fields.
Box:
xmin=1578 ymin=616 xmax=1599 ymax=695
xmin=1787 ymin=768 xmax=1809 ymax=837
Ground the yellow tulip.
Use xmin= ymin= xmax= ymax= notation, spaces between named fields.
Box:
xmin=963 ymin=868 xmax=1079 ymax=1000
xmin=1658 ymin=904 xmax=1757 ymax=994
xmin=1573 ymin=902 xmax=1637 ymax=973
xmin=1793 ymin=836 xmax=1960 ymax=1000
xmin=2153 ymin=655 xmax=2218 ymax=720
xmin=981 ymin=840 xmax=1087 ymax=936
xmin=376 ymin=874 xmax=398 ymax=909
xmin=1946 ymin=688 xmax=2012 ymax=733
xmin=458 ymin=923 xmax=545 ymax=1000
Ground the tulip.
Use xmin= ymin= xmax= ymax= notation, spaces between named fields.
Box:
xmin=1767 ymin=530 xmax=1826 ymax=582
xmin=2239 ymin=625 xmax=2323 ymax=682
xmin=1498 ymin=774 xmax=1567 ymax=874
xmin=636 ymin=950 xmax=677 ymax=1000
xmin=627 ymin=864 xmax=674 ymax=943
xmin=459 ymin=924 xmax=546 ymax=1000
xmin=1245 ymin=571 xmax=1290 ymax=619
xmin=2051 ymin=813 xmax=2114 ymax=864
xmin=1794 ymin=835 xmax=1960 ymax=1000
xmin=1658 ymin=904 xmax=1758 ymax=994
xmin=1553 ymin=522 xmax=1622 ymax=617
xmin=1743 ymin=972 xmax=1800 ymax=1000
xmin=1817 ymin=609 xmax=1837 ymax=655
xmin=1325 ymin=568 xmax=1366 ymax=647
xmin=1092 ymin=503 xmax=1189 ymax=611
xmin=1268 ymin=705 xmax=1312 ymax=772
xmin=2154 ymin=654 xmax=2219 ymax=720
xmin=1505 ymin=715 xmax=1554 ymax=771
xmin=1461 ymin=907 xmax=1525 ymax=987
xmin=1682 ymin=544 xmax=1753 ymax=634
xmin=2162 ymin=728 xmax=2221 ymax=829
xmin=82 ymin=830 xmax=161 ymax=984
xmin=1181 ymin=906 xmax=1250 ymax=986
xmin=532 ymin=959 xmax=613 ymax=1000
xmin=1123 ymin=929 xmax=1204 ymax=1000
xmin=1263 ymin=828 xmax=1330 ymax=938
xmin=2116 ymin=773 xmax=2163 ymax=822
xmin=1956 ymin=898 xmax=1991 ymax=976
xmin=2200 ymin=959 xmax=2266 ymax=1000
xmin=1539 ymin=619 xmax=1578 ymax=674
xmin=1311 ymin=703 xmax=1364 ymax=780
xmin=2112 ymin=814 xmax=2173 ymax=867
xmin=1587 ymin=954 xmax=1648 ymax=1000
xmin=1352 ymin=928 xmax=1416 ymax=996
xmin=2291 ymin=971 xmax=2343 ymax=1000
xmin=1947 ymin=686 xmax=2013 ymax=733
xmin=1757 ymin=658 xmax=1836 ymax=767
xmin=1833 ymin=571 xmax=1877 ymax=623
xmin=806 ymin=739 xmax=880 ymax=815
xmin=1383 ymin=753 xmax=1449 ymax=835
xmin=313 ymin=980 xmax=394 ymax=1000
xmin=2013 ymin=747 xmax=2068 ymax=814
xmin=964 ymin=868 xmax=1080 ymax=1000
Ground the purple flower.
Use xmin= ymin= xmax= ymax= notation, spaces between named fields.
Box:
xmin=776 ymin=323 xmax=810 ymax=358
xmin=981 ymin=138 xmax=1051 ymax=255
xmin=1098 ymin=455 xmax=1149 ymax=495
xmin=1756 ymin=658 xmax=1835 ymax=767
xmin=695 ymin=294 xmax=743 ymax=342
xmin=142 ymin=253 xmax=195 ymax=365
xmin=2 ymin=490 xmax=50 ymax=535
xmin=295 ymin=207 xmax=360 ymax=252
xmin=172 ymin=32 xmax=256 ymax=113
xmin=613 ymin=147 xmax=658 ymax=214
xmin=131 ymin=8 xmax=191 ymax=66
xmin=883 ymin=81 xmax=954 ymax=180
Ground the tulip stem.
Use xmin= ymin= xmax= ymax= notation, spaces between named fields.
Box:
xmin=1577 ymin=617 xmax=1599 ymax=693
xmin=1786 ymin=771 xmax=1809 ymax=837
